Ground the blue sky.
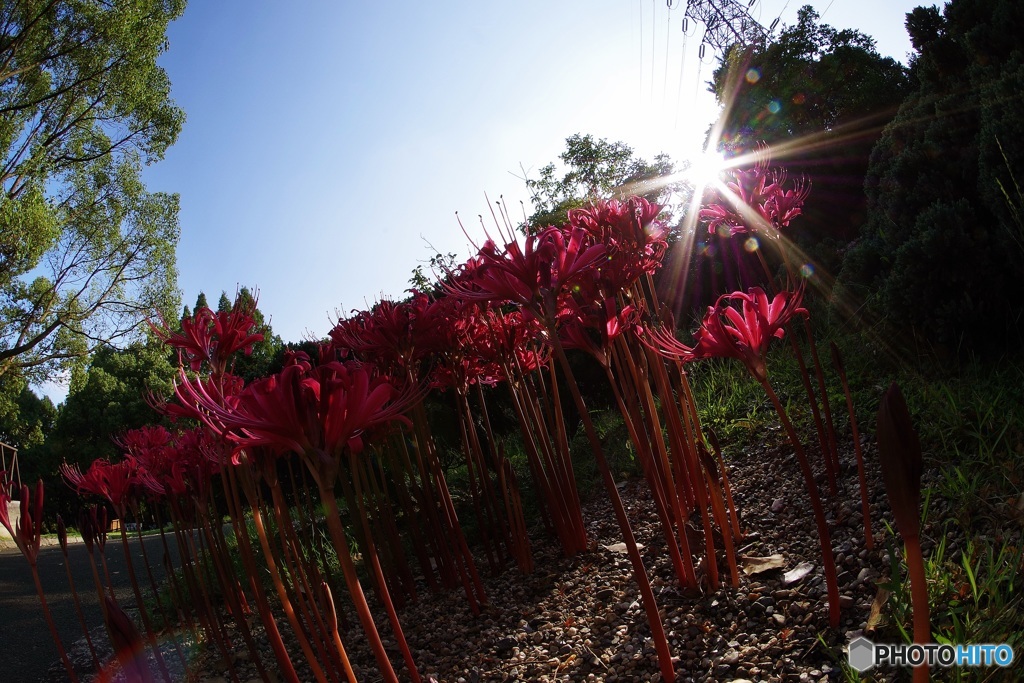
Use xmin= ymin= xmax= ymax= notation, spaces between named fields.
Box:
xmin=142 ymin=0 xmax=923 ymax=348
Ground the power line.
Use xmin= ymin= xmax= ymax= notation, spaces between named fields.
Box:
xmin=663 ymin=2 xmax=673 ymax=106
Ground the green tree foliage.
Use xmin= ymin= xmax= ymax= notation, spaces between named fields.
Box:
xmin=710 ymin=6 xmax=909 ymax=247
xmin=525 ymin=134 xmax=678 ymax=229
xmin=0 ymin=0 xmax=186 ymax=384
xmin=408 ymin=252 xmax=458 ymax=296
xmin=0 ymin=370 xmax=55 ymax=454
xmin=840 ymin=0 xmax=1024 ymax=353
xmin=38 ymin=339 xmax=175 ymax=475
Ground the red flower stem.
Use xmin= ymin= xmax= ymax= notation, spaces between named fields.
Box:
xmin=801 ymin=318 xmax=842 ymax=492
xmin=216 ymin=468 xmax=300 ymax=683
xmin=831 ymin=348 xmax=873 ymax=548
xmin=364 ymin=450 xmax=419 ymax=599
xmin=30 ymin=562 xmax=79 ymax=682
xmin=545 ymin=360 xmax=587 ymax=547
xmin=504 ymin=372 xmax=564 ymax=547
xmin=155 ymin=507 xmax=198 ymax=640
xmin=132 ymin=519 xmax=189 ymax=673
xmin=200 ymin=490 xmax=272 ymax=681
xmin=59 ymin=546 xmax=101 ymax=670
xmin=706 ymin=430 xmax=742 ymax=541
xmin=239 ymin=467 xmax=330 ymax=683
xmin=549 ymin=334 xmax=676 ymax=682
xmin=165 ymin=503 xmax=217 ymax=647
xmin=518 ymin=365 xmax=585 ymax=552
xmin=403 ymin=411 xmax=459 ymax=588
xmin=265 ymin=478 xmax=343 ymax=683
xmin=169 ymin=501 xmax=239 ymax=679
xmin=756 ymin=247 xmax=838 ymax=495
xmin=471 ymin=385 xmax=516 ymax=565
xmin=674 ymin=362 xmax=721 ymax=589
xmin=758 ymin=377 xmax=841 ymax=628
xmin=349 ymin=454 xmax=423 ymax=682
xmin=904 ymin=533 xmax=931 ymax=683
xmin=318 ymin=483 xmax=401 ymax=683
xmin=455 ymin=392 xmax=500 ymax=572
xmin=787 ymin=333 xmax=839 ymax=496
xmin=117 ymin=524 xmax=173 ymax=683
xmin=611 ymin=339 xmax=697 ymax=579
xmin=389 ymin=433 xmax=440 ymax=592
xmin=411 ymin=402 xmax=487 ymax=607
xmin=604 ymin=357 xmax=697 ymax=589
xmin=477 ymin=382 xmax=531 ymax=571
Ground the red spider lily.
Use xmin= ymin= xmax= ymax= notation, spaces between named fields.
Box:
xmin=102 ymin=597 xmax=155 ymax=683
xmin=691 ymin=285 xmax=807 ymax=381
xmin=567 ymin=197 xmax=666 ymax=247
xmin=463 ymin=309 xmax=548 ymax=375
xmin=174 ymin=360 xmax=414 ymax=475
xmin=699 ymin=147 xmax=810 ymax=237
xmin=61 ymin=460 xmax=139 ymax=514
xmin=445 ymin=226 xmax=606 ymax=320
xmin=877 ymin=383 xmax=924 ymax=541
xmin=129 ymin=427 xmax=220 ymax=499
xmin=567 ymin=198 xmax=669 ymax=292
xmin=0 ymin=480 xmax=44 ymax=563
xmin=329 ymin=293 xmax=468 ymax=381
xmin=115 ymin=425 xmax=172 ymax=466
xmin=153 ymin=298 xmax=264 ymax=376
xmin=559 ymin=300 xmax=641 ymax=365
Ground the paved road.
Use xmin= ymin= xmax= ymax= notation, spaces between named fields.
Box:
xmin=0 ymin=532 xmax=179 ymax=682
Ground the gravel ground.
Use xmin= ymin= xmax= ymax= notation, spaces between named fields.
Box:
xmin=46 ymin=434 xmax=962 ymax=682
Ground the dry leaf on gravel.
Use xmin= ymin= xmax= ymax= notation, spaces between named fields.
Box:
xmin=865 ymin=585 xmax=891 ymax=633
xmin=740 ymin=554 xmax=787 ymax=575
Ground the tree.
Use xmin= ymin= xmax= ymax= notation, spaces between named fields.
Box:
xmin=37 ymin=338 xmax=176 ymax=476
xmin=0 ymin=369 xmax=56 ymax=454
xmin=0 ymin=0 xmax=186 ymax=385
xmin=710 ymin=7 xmax=909 ymax=247
xmin=524 ymin=134 xmax=679 ymax=229
xmin=840 ymin=0 xmax=1024 ymax=353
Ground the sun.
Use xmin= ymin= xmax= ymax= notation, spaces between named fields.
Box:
xmin=682 ymin=150 xmax=728 ymax=191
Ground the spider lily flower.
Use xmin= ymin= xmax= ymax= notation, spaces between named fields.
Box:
xmin=153 ymin=299 xmax=264 ymax=377
xmin=176 ymin=360 xmax=414 ymax=477
xmin=446 ymin=226 xmax=606 ymax=320
xmin=699 ymin=146 xmax=810 ymax=237
xmin=568 ymin=197 xmax=666 ymax=248
xmin=559 ymin=300 xmax=641 ymax=365
xmin=692 ymin=285 xmax=807 ymax=381
xmin=568 ymin=198 xmax=669 ymax=291
xmin=0 ymin=480 xmax=44 ymax=563
xmin=61 ymin=460 xmax=139 ymax=515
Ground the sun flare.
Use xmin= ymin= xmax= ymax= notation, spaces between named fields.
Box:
xmin=682 ymin=150 xmax=728 ymax=191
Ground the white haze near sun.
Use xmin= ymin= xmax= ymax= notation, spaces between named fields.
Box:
xmin=37 ymin=0 xmax=922 ymax=403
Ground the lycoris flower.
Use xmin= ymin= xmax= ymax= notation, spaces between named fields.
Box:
xmin=61 ymin=459 xmax=138 ymax=514
xmin=693 ymin=285 xmax=807 ymax=381
xmin=699 ymin=146 xmax=810 ymax=237
xmin=0 ymin=480 xmax=45 ymax=563
xmin=153 ymin=298 xmax=264 ymax=377
xmin=445 ymin=226 xmax=606 ymax=321
xmin=172 ymin=360 xmax=414 ymax=478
